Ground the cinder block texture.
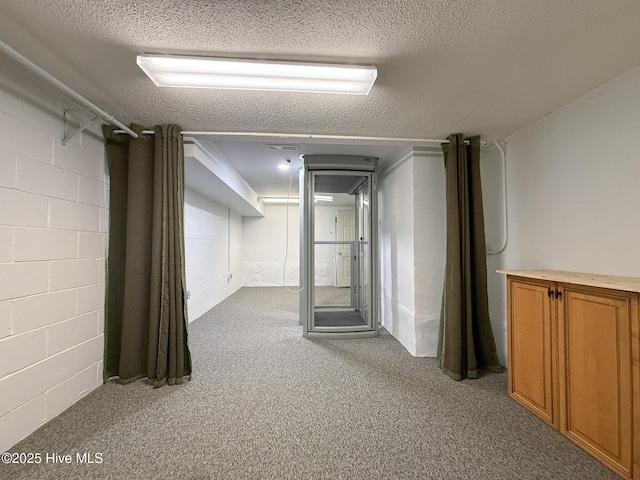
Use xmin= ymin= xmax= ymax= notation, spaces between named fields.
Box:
xmin=0 ymin=86 xmax=105 ymax=453
xmin=184 ymin=188 xmax=243 ymax=322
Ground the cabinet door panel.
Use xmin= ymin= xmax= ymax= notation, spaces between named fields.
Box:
xmin=559 ymin=286 xmax=633 ymax=477
xmin=508 ymin=278 xmax=556 ymax=427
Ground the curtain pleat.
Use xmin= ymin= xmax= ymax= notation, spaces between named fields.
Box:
xmin=437 ymin=134 xmax=502 ymax=380
xmin=103 ymin=124 xmax=191 ymax=387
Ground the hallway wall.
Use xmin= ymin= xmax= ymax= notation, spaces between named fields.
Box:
xmin=184 ymin=188 xmax=242 ymax=322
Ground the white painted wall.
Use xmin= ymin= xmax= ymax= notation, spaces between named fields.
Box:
xmin=490 ymin=65 xmax=640 ymax=364
xmin=379 ymin=145 xmax=506 ymax=360
xmin=184 ymin=188 xmax=242 ymax=322
xmin=242 ymin=204 xmax=338 ymax=287
xmin=411 ymin=149 xmax=447 ymax=357
xmin=242 ymin=204 xmax=299 ymax=287
xmin=378 ymin=153 xmax=417 ymax=353
xmin=0 ymin=86 xmax=105 ymax=453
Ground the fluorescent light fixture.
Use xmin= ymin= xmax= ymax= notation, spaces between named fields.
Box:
xmin=137 ymin=54 xmax=377 ymax=95
xmin=277 ymin=163 xmax=291 ymax=170
xmin=262 ymin=194 xmax=334 ymax=204
xmin=263 ymin=197 xmax=299 ymax=204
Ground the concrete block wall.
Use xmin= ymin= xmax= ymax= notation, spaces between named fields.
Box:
xmin=0 ymin=87 xmax=106 ymax=453
xmin=184 ymin=187 xmax=242 ymax=322
xmin=379 ymin=146 xmax=509 ymax=361
xmin=242 ymin=204 xmax=339 ymax=287
xmin=242 ymin=204 xmax=301 ymax=287
xmin=378 ymin=153 xmax=418 ymax=354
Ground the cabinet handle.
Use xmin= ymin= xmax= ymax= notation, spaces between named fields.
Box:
xmin=547 ymin=286 xmax=553 ymax=298
xmin=555 ymin=289 xmax=562 ymax=299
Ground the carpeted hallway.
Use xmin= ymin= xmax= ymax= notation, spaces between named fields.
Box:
xmin=1 ymin=287 xmax=616 ymax=479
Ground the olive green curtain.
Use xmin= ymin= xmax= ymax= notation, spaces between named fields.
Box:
xmin=437 ymin=134 xmax=502 ymax=380
xmin=102 ymin=124 xmax=192 ymax=387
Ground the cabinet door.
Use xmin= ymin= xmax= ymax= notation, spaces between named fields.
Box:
xmin=507 ymin=277 xmax=557 ymax=428
xmin=558 ymin=285 xmax=636 ymax=478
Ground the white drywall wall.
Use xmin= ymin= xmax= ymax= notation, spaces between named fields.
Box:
xmin=184 ymin=188 xmax=242 ymax=322
xmin=491 ymin=65 xmax=640 ymax=363
xmin=0 ymin=84 xmax=105 ymax=453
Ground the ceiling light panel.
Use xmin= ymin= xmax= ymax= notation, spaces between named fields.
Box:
xmin=267 ymin=144 xmax=298 ymax=152
xmin=137 ymin=54 xmax=377 ymax=95
xmin=262 ymin=197 xmax=299 ymax=204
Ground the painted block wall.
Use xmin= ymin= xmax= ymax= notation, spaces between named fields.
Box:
xmin=411 ymin=150 xmax=446 ymax=357
xmin=490 ymin=65 xmax=640 ymax=360
xmin=0 ymin=86 xmax=106 ymax=453
xmin=378 ymin=154 xmax=417 ymax=353
xmin=184 ymin=187 xmax=242 ymax=322
xmin=379 ymin=146 xmax=507 ymax=360
xmin=242 ymin=204 xmax=339 ymax=287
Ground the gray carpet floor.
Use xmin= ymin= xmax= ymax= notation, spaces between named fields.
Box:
xmin=1 ymin=287 xmax=618 ymax=480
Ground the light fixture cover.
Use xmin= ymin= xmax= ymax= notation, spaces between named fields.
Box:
xmin=262 ymin=198 xmax=299 ymax=204
xmin=137 ymin=54 xmax=377 ymax=95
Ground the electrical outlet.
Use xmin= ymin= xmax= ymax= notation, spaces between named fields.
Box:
xmin=228 ymin=273 xmax=233 ymax=280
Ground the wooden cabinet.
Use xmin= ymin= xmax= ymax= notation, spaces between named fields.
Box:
xmin=506 ymin=277 xmax=558 ymax=428
xmin=500 ymin=270 xmax=640 ymax=480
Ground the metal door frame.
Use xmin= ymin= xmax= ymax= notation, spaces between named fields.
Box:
xmin=301 ymin=167 xmax=378 ymax=338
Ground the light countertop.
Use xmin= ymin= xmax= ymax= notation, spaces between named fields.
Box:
xmin=497 ymin=269 xmax=640 ymax=293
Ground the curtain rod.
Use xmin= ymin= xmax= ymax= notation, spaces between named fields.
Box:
xmin=0 ymin=40 xmax=138 ymax=139
xmin=112 ymin=129 xmax=486 ymax=146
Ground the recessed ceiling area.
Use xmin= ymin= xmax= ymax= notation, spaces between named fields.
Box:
xmin=208 ymin=139 xmax=401 ymax=198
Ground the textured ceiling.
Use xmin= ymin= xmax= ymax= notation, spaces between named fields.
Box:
xmin=1 ymin=1 xmax=640 ymax=196
xmin=2 ymin=0 xmax=640 ymax=141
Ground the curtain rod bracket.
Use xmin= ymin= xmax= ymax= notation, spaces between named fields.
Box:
xmin=0 ymin=39 xmax=138 ymax=139
xmin=61 ymin=110 xmax=100 ymax=145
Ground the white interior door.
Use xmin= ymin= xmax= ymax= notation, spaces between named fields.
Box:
xmin=335 ymin=208 xmax=354 ymax=287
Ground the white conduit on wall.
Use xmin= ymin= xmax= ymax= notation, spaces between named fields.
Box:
xmin=486 ymin=140 xmax=508 ymax=255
